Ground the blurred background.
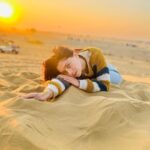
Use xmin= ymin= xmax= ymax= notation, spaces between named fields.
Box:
xmin=0 ymin=0 xmax=150 ymax=40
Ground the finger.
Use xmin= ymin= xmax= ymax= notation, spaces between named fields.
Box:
xmin=58 ymin=74 xmax=70 ymax=78
xmin=22 ymin=96 xmax=32 ymax=99
xmin=57 ymin=76 xmax=66 ymax=80
xmin=22 ymin=93 xmax=37 ymax=99
xmin=58 ymin=75 xmax=68 ymax=79
xmin=61 ymin=78 xmax=71 ymax=82
xmin=59 ymin=77 xmax=69 ymax=81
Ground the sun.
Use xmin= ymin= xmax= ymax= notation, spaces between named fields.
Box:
xmin=0 ymin=2 xmax=14 ymax=18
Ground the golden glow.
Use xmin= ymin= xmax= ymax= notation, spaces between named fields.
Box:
xmin=0 ymin=1 xmax=149 ymax=39
xmin=0 ymin=2 xmax=13 ymax=18
xmin=0 ymin=1 xmax=22 ymax=28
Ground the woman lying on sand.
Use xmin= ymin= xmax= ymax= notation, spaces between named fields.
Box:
xmin=23 ymin=46 xmax=122 ymax=101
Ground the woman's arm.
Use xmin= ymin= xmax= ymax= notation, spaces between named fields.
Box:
xmin=23 ymin=77 xmax=71 ymax=101
xmin=58 ymin=66 xmax=110 ymax=93
xmin=79 ymin=67 xmax=110 ymax=92
xmin=22 ymin=89 xmax=54 ymax=101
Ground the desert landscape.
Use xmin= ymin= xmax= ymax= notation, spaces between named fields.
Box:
xmin=0 ymin=29 xmax=150 ymax=150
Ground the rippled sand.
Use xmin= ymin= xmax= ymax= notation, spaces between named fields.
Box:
xmin=0 ymin=31 xmax=150 ymax=150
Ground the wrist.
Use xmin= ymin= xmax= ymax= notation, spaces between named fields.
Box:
xmin=43 ymin=88 xmax=54 ymax=99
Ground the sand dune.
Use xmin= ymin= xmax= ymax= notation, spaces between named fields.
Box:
xmin=0 ymin=31 xmax=150 ymax=150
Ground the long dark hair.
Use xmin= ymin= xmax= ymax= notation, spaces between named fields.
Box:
xmin=42 ymin=46 xmax=73 ymax=81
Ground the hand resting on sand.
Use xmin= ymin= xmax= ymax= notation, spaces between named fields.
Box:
xmin=22 ymin=89 xmax=54 ymax=101
xmin=22 ymin=75 xmax=79 ymax=101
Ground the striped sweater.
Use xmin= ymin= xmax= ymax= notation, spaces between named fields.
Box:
xmin=44 ymin=48 xmax=110 ymax=98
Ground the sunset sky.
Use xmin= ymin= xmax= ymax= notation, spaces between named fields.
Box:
xmin=0 ymin=0 xmax=150 ymax=39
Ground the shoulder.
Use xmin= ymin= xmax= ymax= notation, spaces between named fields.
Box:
xmin=86 ymin=48 xmax=106 ymax=68
xmin=80 ymin=47 xmax=107 ymax=74
xmin=79 ymin=47 xmax=104 ymax=57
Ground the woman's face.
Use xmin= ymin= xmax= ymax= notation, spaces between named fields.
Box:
xmin=57 ymin=55 xmax=82 ymax=77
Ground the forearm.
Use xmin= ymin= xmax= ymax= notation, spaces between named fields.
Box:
xmin=45 ymin=78 xmax=70 ymax=98
xmin=78 ymin=79 xmax=110 ymax=93
xmin=78 ymin=65 xmax=110 ymax=93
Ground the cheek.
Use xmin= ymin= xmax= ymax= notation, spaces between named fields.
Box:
xmin=72 ymin=63 xmax=79 ymax=70
xmin=69 ymin=58 xmax=81 ymax=72
xmin=76 ymin=62 xmax=82 ymax=70
xmin=74 ymin=59 xmax=81 ymax=68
